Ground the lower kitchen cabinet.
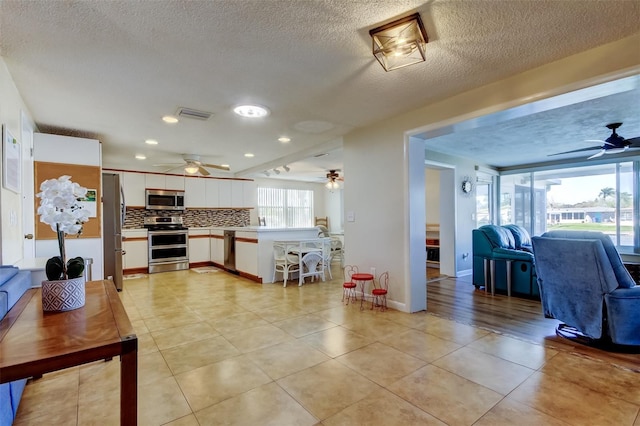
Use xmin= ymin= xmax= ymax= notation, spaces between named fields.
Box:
xmin=122 ymin=230 xmax=148 ymax=272
xmin=210 ymin=231 xmax=224 ymax=266
xmin=235 ymin=232 xmax=258 ymax=277
xmin=188 ymin=230 xmax=211 ymax=264
xmin=123 ymin=239 xmax=148 ymax=270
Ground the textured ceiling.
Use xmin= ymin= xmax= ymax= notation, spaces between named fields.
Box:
xmin=1 ymin=0 xmax=639 ymax=181
xmin=419 ymin=76 xmax=640 ymax=169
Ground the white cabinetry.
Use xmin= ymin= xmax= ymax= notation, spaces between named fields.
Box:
xmin=205 ymin=179 xmax=220 ymax=207
xmin=122 ymin=230 xmax=148 ymax=270
xmin=188 ymin=229 xmax=210 ymax=264
xmin=123 ymin=172 xmax=146 ymax=207
xmin=210 ymin=230 xmax=224 ymax=265
xmin=165 ymin=175 xmax=185 ymax=190
xmin=243 ymin=180 xmax=256 ymax=208
xmin=231 ymin=181 xmax=244 ymax=207
xmin=185 ymin=177 xmax=206 ymax=208
xmin=145 ymin=174 xmax=165 ymax=190
xmin=218 ymin=180 xmax=232 ymax=207
xmin=235 ymin=231 xmax=258 ymax=276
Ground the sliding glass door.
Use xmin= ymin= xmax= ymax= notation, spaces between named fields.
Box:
xmin=499 ymin=160 xmax=637 ymax=251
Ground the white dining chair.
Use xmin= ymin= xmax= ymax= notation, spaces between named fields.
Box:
xmin=298 ymin=251 xmax=324 ymax=286
xmin=273 ymin=242 xmax=300 ymax=287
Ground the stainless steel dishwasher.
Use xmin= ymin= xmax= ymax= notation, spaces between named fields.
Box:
xmin=224 ymin=230 xmax=237 ymax=272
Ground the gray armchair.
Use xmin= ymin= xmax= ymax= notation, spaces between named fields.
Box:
xmin=532 ymin=231 xmax=640 ymax=347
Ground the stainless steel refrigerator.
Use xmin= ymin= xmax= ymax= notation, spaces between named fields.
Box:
xmin=102 ymin=173 xmax=125 ymax=291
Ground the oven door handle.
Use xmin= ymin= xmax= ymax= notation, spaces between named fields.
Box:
xmin=148 ymin=230 xmax=188 ymax=235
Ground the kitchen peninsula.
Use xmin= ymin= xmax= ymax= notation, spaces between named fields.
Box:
xmin=208 ymin=226 xmax=319 ymax=283
xmin=123 ymin=226 xmax=319 ymax=283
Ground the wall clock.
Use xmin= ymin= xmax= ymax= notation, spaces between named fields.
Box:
xmin=461 ymin=176 xmax=474 ymax=195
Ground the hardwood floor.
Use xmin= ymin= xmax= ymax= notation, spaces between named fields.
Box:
xmin=426 ymin=274 xmax=640 ymax=372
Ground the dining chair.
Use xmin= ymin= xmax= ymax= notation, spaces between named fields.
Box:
xmin=272 ymin=242 xmax=300 ymax=287
xmin=315 ymin=216 xmax=328 ymax=227
xmin=371 ymin=271 xmax=389 ymax=311
xmin=330 ymin=238 xmax=344 ymax=268
xmin=299 ymin=251 xmax=324 ymax=286
xmin=342 ymin=265 xmax=358 ymax=304
xmin=319 ymin=237 xmax=333 ymax=279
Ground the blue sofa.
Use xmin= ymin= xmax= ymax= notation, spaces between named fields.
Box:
xmin=1 ymin=265 xmax=32 ymax=425
xmin=472 ymin=224 xmax=538 ymax=298
xmin=532 ymin=231 xmax=640 ymax=346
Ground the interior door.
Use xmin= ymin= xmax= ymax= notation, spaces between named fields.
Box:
xmin=21 ymin=111 xmax=35 ymax=260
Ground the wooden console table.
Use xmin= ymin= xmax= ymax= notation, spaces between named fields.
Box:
xmin=0 ymin=280 xmax=137 ymax=425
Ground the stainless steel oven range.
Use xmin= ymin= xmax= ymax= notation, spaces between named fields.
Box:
xmin=144 ymin=216 xmax=189 ymax=274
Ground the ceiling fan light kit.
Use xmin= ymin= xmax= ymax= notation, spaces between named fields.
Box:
xmin=184 ymin=164 xmax=199 ymax=174
xmin=325 ymin=169 xmax=342 ymax=190
xmin=369 ymin=12 xmax=428 ymax=72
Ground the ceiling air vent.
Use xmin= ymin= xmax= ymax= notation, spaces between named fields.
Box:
xmin=176 ymin=107 xmax=213 ymax=121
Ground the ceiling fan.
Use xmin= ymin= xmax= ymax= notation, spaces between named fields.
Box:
xmin=325 ymin=169 xmax=343 ymax=189
xmin=154 ymin=154 xmax=230 ymax=176
xmin=550 ymin=122 xmax=640 ymax=159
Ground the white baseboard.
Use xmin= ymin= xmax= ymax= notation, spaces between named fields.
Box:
xmin=456 ymin=268 xmax=472 ymax=277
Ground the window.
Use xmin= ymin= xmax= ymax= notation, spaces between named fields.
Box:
xmin=500 ymin=161 xmax=636 ymax=251
xmin=257 ymin=188 xmax=314 ymax=227
xmin=475 ymin=173 xmax=494 ymax=227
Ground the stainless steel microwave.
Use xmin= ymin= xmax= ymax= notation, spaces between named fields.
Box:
xmin=145 ymin=189 xmax=185 ymax=211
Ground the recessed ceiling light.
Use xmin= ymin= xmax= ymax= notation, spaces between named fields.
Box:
xmin=233 ymin=105 xmax=270 ymax=118
xmin=145 ymin=139 xmax=158 ymax=145
xmin=135 ymin=154 xmax=146 ymax=160
xmin=278 ymin=136 xmax=291 ymax=143
xmin=162 ymin=115 xmax=179 ymax=124
xmin=244 ymin=153 xmax=255 ymax=158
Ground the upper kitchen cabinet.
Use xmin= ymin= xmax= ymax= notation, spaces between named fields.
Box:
xmin=205 ymin=179 xmax=220 ymax=208
xmin=231 ymin=181 xmax=244 ymax=207
xmin=123 ymin=172 xmax=146 ymax=207
xmin=243 ymin=180 xmax=256 ymax=208
xmin=145 ymin=173 xmax=165 ymax=190
xmin=165 ymin=175 xmax=185 ymax=190
xmin=185 ymin=176 xmax=206 ymax=208
xmin=218 ymin=180 xmax=232 ymax=207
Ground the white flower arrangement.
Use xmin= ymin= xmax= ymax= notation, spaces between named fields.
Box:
xmin=37 ymin=175 xmax=91 ymax=280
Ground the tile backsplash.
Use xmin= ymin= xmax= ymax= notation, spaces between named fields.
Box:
xmin=124 ymin=208 xmax=250 ymax=229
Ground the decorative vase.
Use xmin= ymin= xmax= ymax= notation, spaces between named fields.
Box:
xmin=41 ymin=277 xmax=86 ymax=312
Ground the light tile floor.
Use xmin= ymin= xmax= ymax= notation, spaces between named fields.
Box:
xmin=13 ymin=267 xmax=640 ymax=425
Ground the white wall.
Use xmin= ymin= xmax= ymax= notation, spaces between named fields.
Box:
xmin=344 ymin=33 xmax=640 ymax=313
xmin=324 ymin=189 xmax=343 ymax=233
xmin=425 ymin=168 xmax=440 ymax=224
xmin=0 ymin=58 xmax=36 ymax=265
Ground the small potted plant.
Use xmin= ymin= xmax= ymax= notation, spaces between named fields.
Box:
xmin=37 ymin=175 xmax=91 ymax=311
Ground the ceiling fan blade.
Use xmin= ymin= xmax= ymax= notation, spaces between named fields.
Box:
xmin=627 ymin=136 xmax=640 ymax=147
xmin=198 ymin=166 xmax=211 ymax=176
xmin=584 ymin=139 xmax=606 ymax=143
xmin=161 ymin=165 xmax=184 ymax=173
xmin=548 ymin=146 xmax=601 ymax=156
xmin=153 ymin=163 xmax=182 ymax=167
xmin=202 ymin=163 xmax=230 ymax=171
xmin=587 ymin=150 xmax=605 ymax=160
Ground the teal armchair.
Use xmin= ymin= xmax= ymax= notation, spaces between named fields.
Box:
xmin=472 ymin=225 xmax=538 ymax=297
